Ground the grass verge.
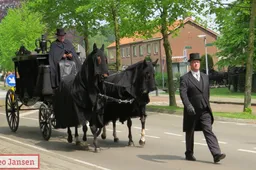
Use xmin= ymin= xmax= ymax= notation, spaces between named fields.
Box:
xmin=167 ymin=88 xmax=256 ymax=99
xmin=147 ymin=105 xmax=256 ymax=120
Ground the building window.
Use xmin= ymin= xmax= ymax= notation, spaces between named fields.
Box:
xmin=109 ymin=50 xmax=114 ymax=59
xmin=126 ymin=47 xmax=130 ymax=57
xmin=147 ymin=44 xmax=151 ymax=54
xmin=153 ymin=43 xmax=159 ymax=54
xmin=121 ymin=48 xmax=125 ymax=58
xmin=139 ymin=45 xmax=144 ymax=56
xmin=133 ymin=46 xmax=137 ymax=57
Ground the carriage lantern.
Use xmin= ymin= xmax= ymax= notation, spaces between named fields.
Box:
xmin=35 ymin=34 xmax=51 ymax=54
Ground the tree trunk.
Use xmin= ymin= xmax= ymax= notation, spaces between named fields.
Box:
xmin=244 ymin=0 xmax=256 ymax=112
xmin=112 ymin=1 xmax=121 ymax=71
xmin=160 ymin=7 xmax=177 ymax=106
xmin=83 ymin=23 xmax=89 ymax=57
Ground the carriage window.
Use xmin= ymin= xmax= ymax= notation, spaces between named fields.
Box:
xmin=133 ymin=46 xmax=137 ymax=57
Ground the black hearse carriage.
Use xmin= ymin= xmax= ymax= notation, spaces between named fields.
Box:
xmin=5 ymin=35 xmax=56 ymax=141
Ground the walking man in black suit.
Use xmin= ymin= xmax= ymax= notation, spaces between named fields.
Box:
xmin=179 ymin=53 xmax=226 ymax=163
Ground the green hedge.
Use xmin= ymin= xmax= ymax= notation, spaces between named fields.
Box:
xmin=155 ymin=72 xmax=180 ymax=92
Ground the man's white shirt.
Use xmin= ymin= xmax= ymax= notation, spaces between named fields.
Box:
xmin=191 ymin=70 xmax=200 ymax=81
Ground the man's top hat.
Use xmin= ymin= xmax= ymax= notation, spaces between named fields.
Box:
xmin=56 ymin=28 xmax=66 ymax=36
xmin=188 ymin=53 xmax=201 ymax=62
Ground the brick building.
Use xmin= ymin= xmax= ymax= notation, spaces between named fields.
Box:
xmin=107 ymin=17 xmax=219 ymax=75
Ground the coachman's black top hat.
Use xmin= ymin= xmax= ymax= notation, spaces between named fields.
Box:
xmin=56 ymin=28 xmax=66 ymax=36
xmin=188 ymin=53 xmax=201 ymax=62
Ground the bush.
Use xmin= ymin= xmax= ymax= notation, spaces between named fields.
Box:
xmin=155 ymin=72 xmax=180 ymax=92
xmin=200 ymin=54 xmax=214 ymax=71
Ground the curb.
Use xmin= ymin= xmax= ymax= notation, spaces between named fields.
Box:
xmin=146 ymin=108 xmax=256 ymax=124
xmin=210 ymin=101 xmax=256 ymax=106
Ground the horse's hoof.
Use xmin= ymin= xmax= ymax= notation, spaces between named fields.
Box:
xmin=75 ymin=141 xmax=81 ymax=146
xmin=128 ymin=141 xmax=135 ymax=146
xmin=94 ymin=148 xmax=100 ymax=153
xmin=101 ymin=134 xmax=106 ymax=140
xmin=67 ymin=135 xmax=73 ymax=143
xmin=114 ymin=138 xmax=119 ymax=143
xmin=139 ymin=140 xmax=145 ymax=146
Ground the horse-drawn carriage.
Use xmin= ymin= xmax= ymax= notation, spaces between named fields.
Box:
xmin=5 ymin=46 xmax=57 ymax=141
xmin=5 ymin=36 xmax=158 ymax=152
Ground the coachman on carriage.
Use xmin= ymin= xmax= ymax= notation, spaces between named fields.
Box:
xmin=5 ymin=31 xmax=158 ymax=152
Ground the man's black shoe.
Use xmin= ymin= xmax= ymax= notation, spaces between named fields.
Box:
xmin=214 ymin=153 xmax=226 ymax=163
xmin=185 ymin=155 xmax=196 ymax=161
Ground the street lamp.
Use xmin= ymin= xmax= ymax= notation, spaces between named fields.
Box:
xmin=198 ymin=34 xmax=208 ymax=75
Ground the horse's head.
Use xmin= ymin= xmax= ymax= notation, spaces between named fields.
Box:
xmin=137 ymin=59 xmax=158 ymax=94
xmin=89 ymin=43 xmax=109 ymax=80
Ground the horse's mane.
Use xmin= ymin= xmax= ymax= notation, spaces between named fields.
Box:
xmin=106 ymin=61 xmax=144 ymax=87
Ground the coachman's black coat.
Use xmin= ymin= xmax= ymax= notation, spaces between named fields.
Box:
xmin=53 ymin=44 xmax=108 ymax=128
xmin=179 ymin=71 xmax=214 ymax=132
xmin=49 ymin=39 xmax=82 ymax=88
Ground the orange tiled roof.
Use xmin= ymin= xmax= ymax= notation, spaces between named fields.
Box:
xmin=107 ymin=17 xmax=218 ymax=48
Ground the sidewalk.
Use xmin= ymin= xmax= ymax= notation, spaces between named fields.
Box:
xmin=149 ymin=93 xmax=256 ymax=114
xmin=149 ymin=93 xmax=256 ymax=105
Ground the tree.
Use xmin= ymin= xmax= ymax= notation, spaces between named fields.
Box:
xmin=92 ymin=0 xmax=130 ymax=71
xmin=208 ymin=0 xmax=255 ymax=69
xmin=244 ymin=0 xmax=256 ymax=112
xmin=124 ymin=0 xmax=204 ymax=106
xmin=27 ymin=0 xmax=102 ymax=56
xmin=0 ymin=2 xmax=46 ymax=70
xmin=200 ymin=54 xmax=214 ymax=71
xmin=207 ymin=0 xmax=256 ymax=112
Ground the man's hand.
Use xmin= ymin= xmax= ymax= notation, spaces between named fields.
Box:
xmin=63 ymin=53 xmax=67 ymax=58
xmin=187 ymin=105 xmax=196 ymax=115
xmin=67 ymin=53 xmax=72 ymax=58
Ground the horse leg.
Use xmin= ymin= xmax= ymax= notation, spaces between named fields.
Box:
xmin=75 ymin=125 xmax=81 ymax=145
xmin=78 ymin=123 xmax=89 ymax=150
xmin=67 ymin=127 xmax=73 ymax=143
xmin=127 ymin=118 xmax=134 ymax=146
xmin=139 ymin=115 xmax=146 ymax=146
xmin=113 ymin=120 xmax=119 ymax=142
xmin=90 ymin=125 xmax=102 ymax=152
xmin=101 ymin=126 xmax=107 ymax=139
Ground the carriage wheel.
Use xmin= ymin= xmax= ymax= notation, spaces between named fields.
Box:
xmin=39 ymin=103 xmax=52 ymax=141
xmin=5 ymin=89 xmax=19 ymax=132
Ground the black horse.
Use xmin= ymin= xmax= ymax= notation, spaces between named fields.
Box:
xmin=53 ymin=43 xmax=109 ymax=152
xmin=83 ymin=59 xmax=158 ymax=148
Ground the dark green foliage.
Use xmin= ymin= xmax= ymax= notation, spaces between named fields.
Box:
xmin=200 ymin=54 xmax=214 ymax=71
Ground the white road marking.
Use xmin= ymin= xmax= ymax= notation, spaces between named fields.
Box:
xmin=133 ymin=126 xmax=148 ymax=130
xmin=182 ymin=141 xmax=207 ymax=146
xmin=144 ymin=135 xmax=160 ymax=139
xmin=158 ymin=113 xmax=182 ymax=118
xmin=0 ymin=135 xmax=112 ymax=170
xmin=217 ymin=121 xmax=235 ymax=124
xmin=202 ymin=139 xmax=227 ymax=144
xmin=106 ymin=129 xmax=121 ymax=133
xmin=0 ymin=112 xmax=38 ymax=121
xmin=238 ymin=149 xmax=256 ymax=154
xmin=20 ymin=110 xmax=38 ymax=117
xmin=164 ymin=132 xmax=182 ymax=137
xmin=236 ymin=123 xmax=247 ymax=126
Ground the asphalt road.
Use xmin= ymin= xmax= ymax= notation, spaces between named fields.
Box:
xmin=0 ymin=107 xmax=256 ymax=170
